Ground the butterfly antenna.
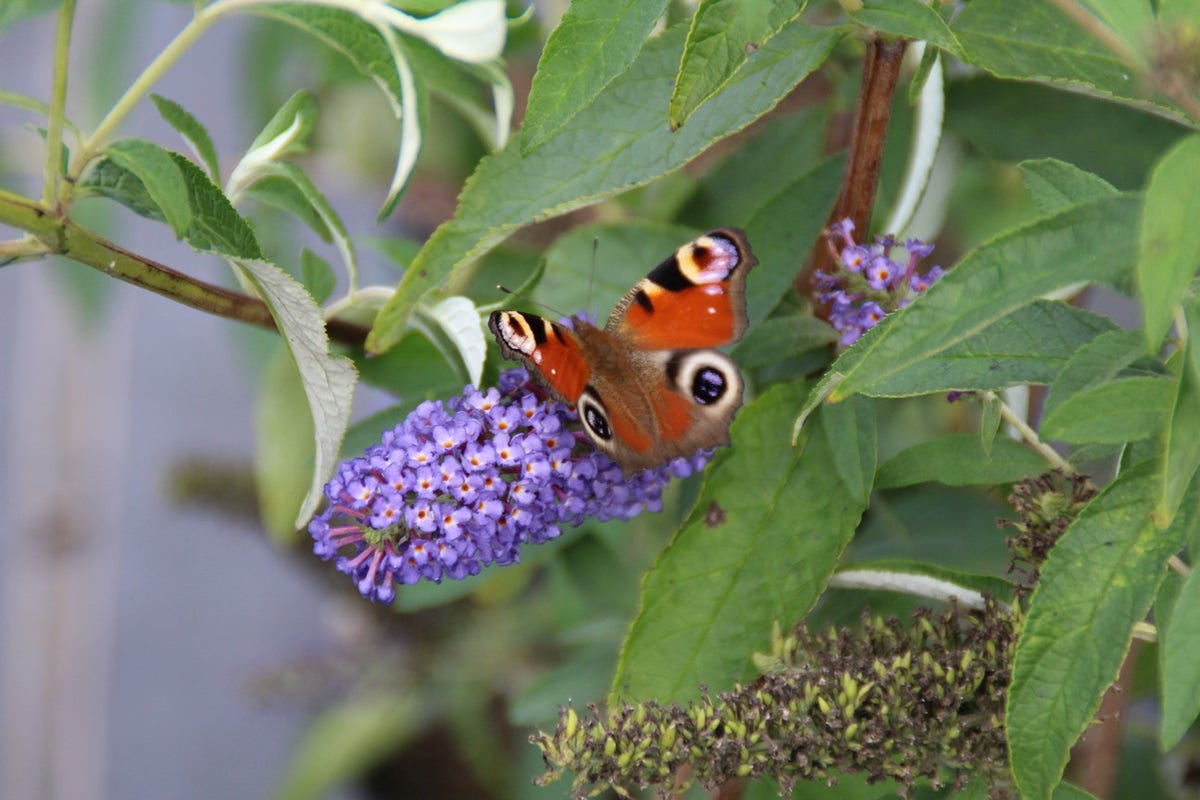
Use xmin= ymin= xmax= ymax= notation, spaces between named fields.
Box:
xmin=496 ymin=284 xmax=568 ymax=321
xmin=588 ymin=237 xmax=599 ymax=318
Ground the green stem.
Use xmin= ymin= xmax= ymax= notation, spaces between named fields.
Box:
xmin=44 ymin=0 xmax=77 ymax=207
xmin=75 ymin=7 xmax=217 ymax=174
xmin=981 ymin=390 xmax=1075 ymax=474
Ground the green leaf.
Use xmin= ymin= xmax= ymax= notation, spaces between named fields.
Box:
xmin=520 ymin=0 xmax=669 ymax=152
xmin=244 ymin=174 xmax=333 ymax=242
xmin=78 ymin=156 xmax=164 ymax=221
xmin=875 ymin=433 xmax=1048 ymax=490
xmin=850 ymin=0 xmax=961 ymax=57
xmin=741 ymin=153 xmax=845 ymax=322
xmin=1042 ymin=328 xmax=1152 ymax=421
xmin=248 ymin=87 xmax=318 ymax=155
xmin=1160 ymin=495 xmax=1200 ymax=748
xmin=613 ymin=385 xmax=871 ymax=702
xmin=1008 ymin=463 xmax=1195 ymax=799
xmin=353 ymin=329 xmax=463 ymax=398
xmin=669 ymin=0 xmax=808 ymax=130
xmin=271 ymin=695 xmax=417 ymax=800
xmin=951 ymin=0 xmax=1172 ymax=113
xmin=1041 ymin=376 xmax=1173 ymax=444
xmin=247 ymin=8 xmax=408 ymax=213
xmin=860 ymin=301 xmax=1118 ymax=397
xmin=150 ymin=94 xmax=220 ymax=180
xmin=1 ymin=89 xmax=81 ymax=139
xmin=1156 ymin=301 xmax=1200 ymax=528
xmin=812 ymin=193 xmax=1140 ymax=411
xmin=300 ymin=249 xmax=336 ymax=305
xmin=367 ymin=19 xmax=845 ymax=353
xmin=1138 ymin=134 xmax=1200 ymax=352
xmin=256 ymin=344 xmax=317 ymax=541
xmin=732 ymin=314 xmax=837 ymax=371
xmin=1018 ymin=158 xmax=1117 ymax=215
xmin=1077 ymin=0 xmax=1154 ymax=60
xmin=246 ymin=161 xmax=358 ymax=282
xmin=852 ymin=483 xmax=1012 ymax=574
xmin=680 ymin=108 xmax=831 ymax=230
xmin=170 ymin=154 xmax=264 ymax=260
xmin=946 ymin=77 xmax=1190 ymax=191
xmin=980 ymin=392 xmax=1002 ymax=455
xmin=1053 ymin=785 xmax=1100 ymax=800
xmin=103 ymin=139 xmax=192 ymax=238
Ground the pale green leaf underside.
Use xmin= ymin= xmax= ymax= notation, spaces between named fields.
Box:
xmin=237 ymin=258 xmax=358 ymax=530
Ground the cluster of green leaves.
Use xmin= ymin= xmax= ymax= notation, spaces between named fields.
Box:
xmin=4 ymin=0 xmax=1200 ymax=797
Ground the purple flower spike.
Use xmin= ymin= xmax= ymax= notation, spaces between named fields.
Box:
xmin=820 ymin=218 xmax=945 ymax=346
xmin=308 ymin=369 xmax=709 ymax=603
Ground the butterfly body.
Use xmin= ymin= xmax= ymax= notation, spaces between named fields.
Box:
xmin=489 ymin=228 xmax=757 ymax=474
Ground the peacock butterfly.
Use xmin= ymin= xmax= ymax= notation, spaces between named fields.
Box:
xmin=488 ymin=228 xmax=758 ymax=474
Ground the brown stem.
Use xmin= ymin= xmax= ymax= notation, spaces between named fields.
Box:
xmin=1068 ymin=641 xmax=1139 ymax=799
xmin=0 ymin=188 xmax=370 ymax=347
xmin=800 ymin=36 xmax=908 ymax=307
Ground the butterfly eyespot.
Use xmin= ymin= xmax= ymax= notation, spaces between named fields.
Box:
xmin=666 ymin=351 xmax=743 ymax=412
xmin=578 ymin=391 xmax=613 ymax=441
xmin=691 ymin=367 xmax=727 ymax=405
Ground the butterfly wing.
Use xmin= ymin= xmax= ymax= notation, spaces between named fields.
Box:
xmin=488 ymin=311 xmax=590 ymax=403
xmin=489 ymin=229 xmax=757 ymax=475
xmin=607 ymin=228 xmax=758 ymax=349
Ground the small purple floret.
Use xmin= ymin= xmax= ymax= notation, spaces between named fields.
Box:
xmin=818 ymin=218 xmax=945 ymax=346
xmin=308 ymin=369 xmax=709 ymax=603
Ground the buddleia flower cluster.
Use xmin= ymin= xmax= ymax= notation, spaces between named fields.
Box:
xmin=308 ymin=369 xmax=708 ymax=603
xmin=815 ymin=218 xmax=945 ymax=346
xmin=532 ymin=600 xmax=1015 ymax=798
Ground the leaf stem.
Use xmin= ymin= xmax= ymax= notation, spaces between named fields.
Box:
xmin=0 ymin=188 xmax=370 ymax=346
xmin=981 ymin=390 xmax=1074 ymax=474
xmin=1168 ymin=554 xmax=1191 ymax=578
xmin=44 ymin=0 xmax=76 ymax=208
xmin=1131 ymin=621 xmax=1157 ymax=643
xmin=77 ymin=7 xmax=218 ymax=172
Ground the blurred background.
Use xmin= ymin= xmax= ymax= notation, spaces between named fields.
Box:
xmin=0 ymin=1 xmax=1174 ymax=799
xmin=0 ymin=4 xmax=343 ymax=798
